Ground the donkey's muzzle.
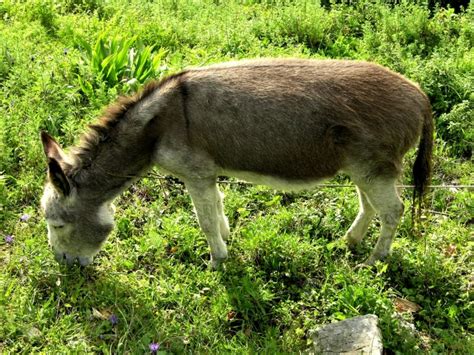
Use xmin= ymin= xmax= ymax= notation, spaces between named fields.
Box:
xmin=54 ymin=251 xmax=93 ymax=266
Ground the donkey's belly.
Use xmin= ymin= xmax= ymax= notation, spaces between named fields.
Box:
xmin=219 ymin=169 xmax=326 ymax=191
xmin=154 ymin=140 xmax=338 ymax=186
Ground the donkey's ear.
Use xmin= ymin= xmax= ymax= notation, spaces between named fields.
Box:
xmin=40 ymin=131 xmax=66 ymax=162
xmin=47 ymin=158 xmax=71 ymax=196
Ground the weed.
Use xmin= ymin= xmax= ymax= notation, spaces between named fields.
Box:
xmin=75 ymin=33 xmax=167 ymax=96
xmin=437 ymin=100 xmax=474 ymax=158
xmin=27 ymin=0 xmax=58 ymax=35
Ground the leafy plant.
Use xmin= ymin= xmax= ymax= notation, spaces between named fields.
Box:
xmin=437 ymin=100 xmax=474 ymax=158
xmin=27 ymin=0 xmax=58 ymax=35
xmin=0 ymin=47 xmax=14 ymax=83
xmin=58 ymin=0 xmax=104 ymax=15
xmin=75 ymin=33 xmax=167 ymax=93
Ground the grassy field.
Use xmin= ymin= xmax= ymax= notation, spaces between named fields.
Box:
xmin=1 ymin=0 xmax=473 ymax=353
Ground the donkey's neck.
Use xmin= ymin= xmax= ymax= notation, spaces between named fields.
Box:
xmin=71 ymin=86 xmax=164 ymax=202
xmin=73 ymin=130 xmax=158 ymax=202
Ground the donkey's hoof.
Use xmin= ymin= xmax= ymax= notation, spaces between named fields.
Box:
xmin=347 ymin=241 xmax=359 ymax=251
xmin=210 ymin=255 xmax=227 ymax=270
xmin=362 ymin=256 xmax=378 ymax=267
xmin=355 ymin=261 xmax=373 ymax=269
xmin=360 ymin=253 xmax=388 ymax=267
xmin=365 ymin=249 xmax=391 ymax=265
xmin=344 ymin=233 xmax=362 ymax=250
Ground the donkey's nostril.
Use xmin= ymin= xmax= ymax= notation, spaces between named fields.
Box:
xmin=53 ymin=250 xmax=92 ymax=266
xmin=78 ymin=256 xmax=93 ymax=266
xmin=54 ymin=251 xmax=66 ymax=264
xmin=65 ymin=253 xmax=77 ymax=265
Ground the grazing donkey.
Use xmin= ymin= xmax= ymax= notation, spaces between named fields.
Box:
xmin=41 ymin=58 xmax=433 ymax=268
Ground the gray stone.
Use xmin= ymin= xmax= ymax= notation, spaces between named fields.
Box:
xmin=312 ymin=314 xmax=383 ymax=354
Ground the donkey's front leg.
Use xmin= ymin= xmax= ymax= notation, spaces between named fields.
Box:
xmin=186 ymin=179 xmax=228 ymax=269
xmin=217 ymin=190 xmax=230 ymax=241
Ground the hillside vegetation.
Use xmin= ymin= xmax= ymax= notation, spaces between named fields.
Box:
xmin=1 ymin=0 xmax=472 ymax=353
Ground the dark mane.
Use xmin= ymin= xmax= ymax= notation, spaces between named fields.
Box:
xmin=68 ymin=80 xmax=162 ymax=175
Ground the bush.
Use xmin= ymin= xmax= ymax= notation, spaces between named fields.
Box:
xmin=437 ymin=101 xmax=474 ymax=158
xmin=75 ymin=33 xmax=167 ymax=96
xmin=28 ymin=0 xmax=58 ymax=35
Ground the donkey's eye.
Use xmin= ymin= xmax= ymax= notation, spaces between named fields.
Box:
xmin=53 ymin=225 xmax=65 ymax=229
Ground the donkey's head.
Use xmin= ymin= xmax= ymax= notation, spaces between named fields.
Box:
xmin=40 ymin=132 xmax=115 ymax=266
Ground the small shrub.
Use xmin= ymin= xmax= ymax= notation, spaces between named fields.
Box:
xmin=58 ymin=0 xmax=104 ymax=15
xmin=75 ymin=33 xmax=167 ymax=94
xmin=27 ymin=0 xmax=58 ymax=35
xmin=0 ymin=47 xmax=14 ymax=82
xmin=437 ymin=100 xmax=474 ymax=158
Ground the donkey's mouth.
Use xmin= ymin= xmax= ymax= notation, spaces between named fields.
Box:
xmin=54 ymin=251 xmax=93 ymax=266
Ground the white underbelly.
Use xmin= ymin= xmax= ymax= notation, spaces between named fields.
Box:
xmin=219 ymin=169 xmax=325 ymax=192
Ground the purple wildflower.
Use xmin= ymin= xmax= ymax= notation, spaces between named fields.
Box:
xmin=149 ymin=342 xmax=160 ymax=353
xmin=20 ymin=214 xmax=30 ymax=222
xmin=5 ymin=235 xmax=14 ymax=244
xmin=108 ymin=314 xmax=118 ymax=326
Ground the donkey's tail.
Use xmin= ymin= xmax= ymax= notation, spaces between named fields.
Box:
xmin=412 ymin=104 xmax=434 ymax=221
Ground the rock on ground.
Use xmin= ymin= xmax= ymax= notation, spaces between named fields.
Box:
xmin=312 ymin=314 xmax=383 ymax=354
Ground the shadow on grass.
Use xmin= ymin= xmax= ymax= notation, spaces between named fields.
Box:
xmin=26 ymin=233 xmax=470 ymax=353
xmin=213 ymin=243 xmax=332 ymax=352
xmin=28 ymin=266 xmax=164 ymax=353
xmin=215 ymin=264 xmax=285 ymax=352
xmin=386 ymin=249 xmax=471 ymax=329
xmin=372 ymin=248 xmax=472 ymax=353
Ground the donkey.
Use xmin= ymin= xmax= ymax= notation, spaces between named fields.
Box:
xmin=40 ymin=58 xmax=433 ymax=268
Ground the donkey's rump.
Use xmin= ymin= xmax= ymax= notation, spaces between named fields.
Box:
xmin=159 ymin=59 xmax=427 ymax=181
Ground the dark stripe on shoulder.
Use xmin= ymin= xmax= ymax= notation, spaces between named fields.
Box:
xmin=176 ymin=75 xmax=191 ymax=131
xmin=157 ymin=70 xmax=192 ymax=130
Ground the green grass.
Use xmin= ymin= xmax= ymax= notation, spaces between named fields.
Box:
xmin=1 ymin=0 xmax=473 ymax=353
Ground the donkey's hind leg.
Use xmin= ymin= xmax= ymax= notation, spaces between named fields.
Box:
xmin=357 ymin=178 xmax=404 ymax=265
xmin=185 ymin=179 xmax=228 ymax=268
xmin=345 ymin=186 xmax=376 ymax=248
